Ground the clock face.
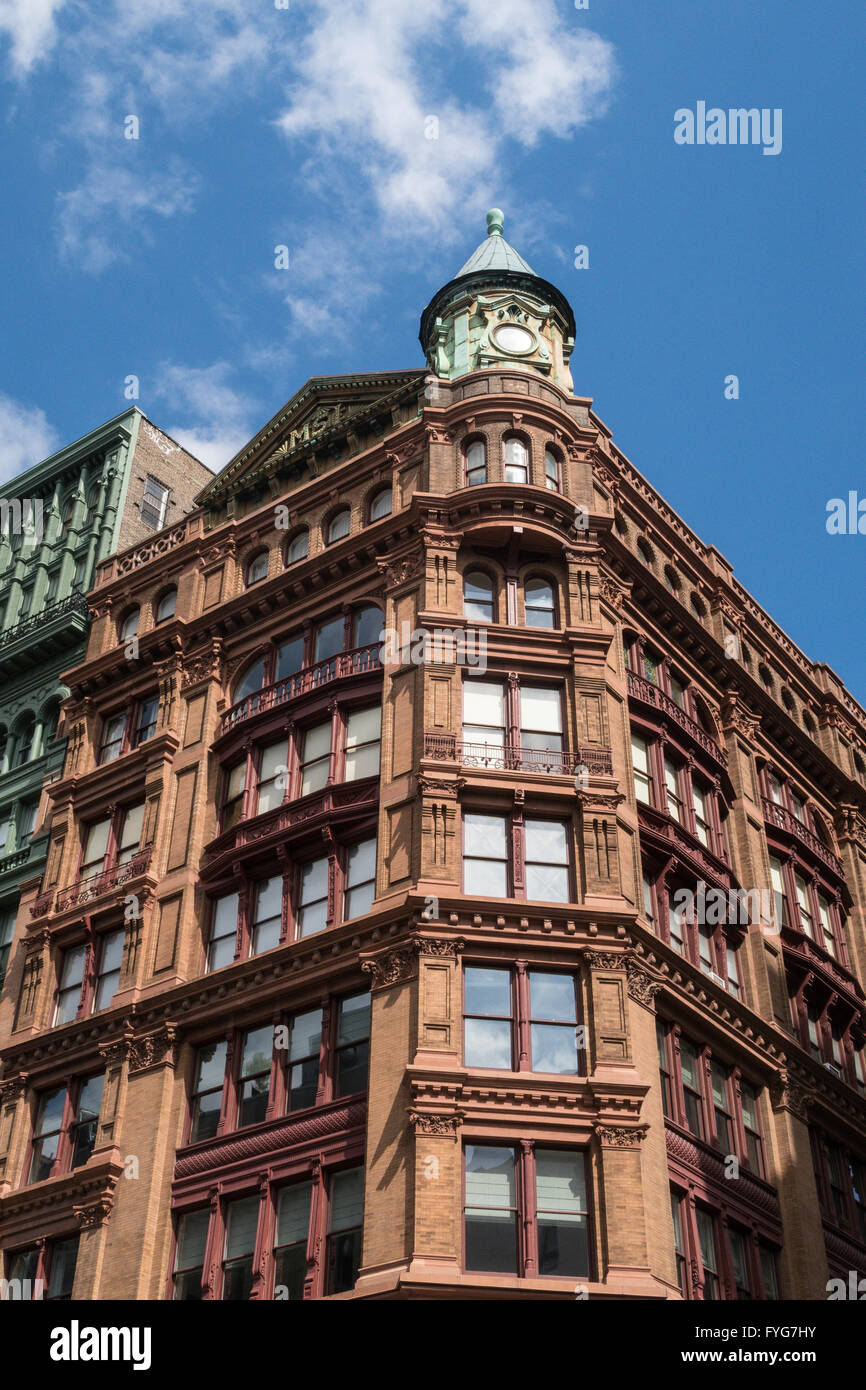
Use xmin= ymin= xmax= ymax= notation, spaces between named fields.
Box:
xmin=492 ymin=323 xmax=535 ymax=355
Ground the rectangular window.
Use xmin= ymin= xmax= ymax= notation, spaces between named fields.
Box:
xmin=116 ymin=803 xmax=144 ymax=865
xmin=300 ymin=721 xmax=331 ymax=796
xmin=768 ymin=771 xmax=784 ymax=805
xmin=0 ymin=905 xmax=15 ymax=986
xmin=671 ymin=1190 xmax=686 ymax=1293
xmin=664 ymin=756 xmax=683 ymax=823
xmin=93 ymin=928 xmax=124 ymax=1011
xmin=642 ymin=873 xmax=656 ymax=931
xmin=698 ymin=924 xmax=716 ymax=978
xmin=134 ymin=697 xmax=159 ymax=747
xmin=335 ymin=993 xmax=371 ymax=1097
xmin=680 ymin=1038 xmax=704 ymax=1138
xmin=824 ymin=1141 xmax=848 ymax=1226
xmin=759 ymin=1242 xmax=779 ymax=1299
xmin=207 ymin=893 xmax=239 ymax=971
xmin=740 ymin=1083 xmax=764 ymax=1175
xmin=344 ymin=707 xmax=381 ymax=781
xmin=297 ymin=857 xmax=328 ymax=937
xmin=29 ymin=1086 xmax=66 ymax=1182
xmin=631 ymin=733 xmax=652 ymax=804
xmin=768 ymin=856 xmax=787 ymax=928
xmin=464 ymin=813 xmax=508 ymax=897
xmin=710 ymin=1061 xmax=733 ymax=1152
xmin=668 ymin=891 xmax=686 ymax=955
xmin=692 ymin=782 xmax=710 ymax=847
xmin=46 ymin=1236 xmax=79 ymax=1300
xmin=70 ymin=1074 xmax=105 ymax=1169
xmin=174 ymin=1210 xmax=209 ymax=1300
xmin=529 ymin=972 xmax=579 ymax=1074
xmin=326 ymin=1168 xmax=364 ymax=1294
xmin=222 ymin=1196 xmax=259 ymax=1300
xmin=791 ymin=791 xmax=806 ymax=823
xmin=238 ymin=1027 xmax=273 ymax=1128
xmin=464 ymin=1145 xmax=517 ymax=1273
xmin=643 ymin=651 xmax=659 ymax=685
xmin=669 ymin=675 xmax=686 ymax=709
xmin=344 ymin=836 xmax=377 ymax=919
xmin=463 ymin=680 xmax=505 ymax=752
xmin=222 ymin=762 xmax=246 ymax=829
xmin=794 ymin=874 xmax=814 ymax=937
xmin=141 ymin=476 xmax=169 ymax=529
xmin=18 ymin=584 xmax=33 ymax=618
xmin=807 ymin=1006 xmax=822 ymax=1061
xmin=525 ymin=820 xmax=570 ymax=903
xmin=190 ymin=1041 xmax=227 ymax=1143
xmin=18 ymin=802 xmax=37 ymax=842
xmin=256 ymin=739 xmax=289 ymax=814
xmin=250 ymin=876 xmax=282 ymax=955
xmin=695 ymin=1207 xmax=719 ymax=1300
xmin=54 ymin=945 xmax=86 ymax=1025
xmin=657 ymin=1021 xmax=673 ymax=1118
xmin=519 ymin=686 xmax=564 ymax=759
xmin=535 ymin=1149 xmax=589 ymax=1277
xmin=287 ymin=1008 xmax=322 ymax=1111
xmin=725 ymin=944 xmax=741 ymax=999
xmin=464 ymin=967 xmax=513 ymax=1069
xmin=99 ymin=714 xmax=127 ymax=765
xmin=817 ymin=894 xmax=836 ymax=957
xmin=727 ymin=1228 xmax=751 ymax=1299
xmin=849 ymin=1160 xmax=866 ymax=1243
xmin=274 ymin=1182 xmax=313 ymax=1300
xmin=81 ymin=818 xmax=110 ymax=878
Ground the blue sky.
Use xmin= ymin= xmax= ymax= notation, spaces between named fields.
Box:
xmin=0 ymin=0 xmax=863 ymax=698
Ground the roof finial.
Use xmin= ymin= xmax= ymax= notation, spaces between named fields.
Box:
xmin=486 ymin=208 xmax=505 ymax=238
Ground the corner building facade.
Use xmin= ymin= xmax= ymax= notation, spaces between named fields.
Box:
xmin=1 ymin=213 xmax=865 ymax=1302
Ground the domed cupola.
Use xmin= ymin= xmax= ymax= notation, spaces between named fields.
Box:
xmin=420 ymin=209 xmax=576 ymax=392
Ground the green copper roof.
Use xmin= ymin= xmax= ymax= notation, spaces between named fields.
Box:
xmin=455 ymin=209 xmax=537 ymax=278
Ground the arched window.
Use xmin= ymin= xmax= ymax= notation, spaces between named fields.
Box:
xmin=246 ymin=551 xmax=269 ymax=586
xmin=369 ymin=488 xmax=392 ymax=522
xmin=120 ymin=608 xmax=140 ymax=642
xmin=637 ymin=539 xmax=654 ymax=565
xmin=285 ymin=529 xmax=309 ymax=566
xmin=85 ymin=485 xmax=101 ymax=525
xmin=525 ymin=577 xmax=556 ymax=629
xmin=353 ymin=604 xmax=383 ymax=648
xmin=0 ymin=726 xmax=7 ymax=765
xmin=41 ymin=700 xmax=61 ymax=744
xmin=544 ymin=448 xmax=560 ymax=492
xmin=155 ymin=588 xmax=177 ymax=624
xmin=14 ymin=714 xmax=35 ymax=767
xmin=327 ymin=509 xmax=351 ymax=545
xmin=60 ymin=494 xmax=76 ymax=536
xmin=235 ymin=657 xmax=267 ymax=702
xmin=465 ymin=440 xmax=487 ymax=487
xmin=463 ymin=571 xmax=495 ymax=624
xmin=504 ymin=437 xmax=529 ymax=484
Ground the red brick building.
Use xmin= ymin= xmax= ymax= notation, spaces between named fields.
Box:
xmin=1 ymin=212 xmax=865 ymax=1301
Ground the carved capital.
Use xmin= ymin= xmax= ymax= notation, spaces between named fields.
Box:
xmin=408 ymin=1110 xmax=463 ymax=1137
xmin=594 ymin=1123 xmax=649 ymax=1148
xmin=127 ymin=1023 xmax=179 ymax=1075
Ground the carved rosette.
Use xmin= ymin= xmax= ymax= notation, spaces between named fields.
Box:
xmin=625 ymin=956 xmax=664 ymax=1007
xmin=408 ymin=1110 xmax=463 ymax=1137
xmin=594 ymin=1123 xmax=649 ymax=1149
xmin=127 ymin=1023 xmax=179 ymax=1075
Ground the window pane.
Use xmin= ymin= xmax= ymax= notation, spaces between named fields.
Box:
xmin=47 ymin=1237 xmax=79 ymax=1300
xmin=328 ymin=510 xmax=351 ymax=542
xmin=465 ymin=1146 xmax=516 ymax=1273
xmin=315 ymin=617 xmax=344 ymax=662
xmin=82 ymin=819 xmax=110 ymax=870
xmin=536 ymin=1150 xmax=588 ymax=1276
xmin=353 ymin=605 xmax=382 ymax=648
xmin=465 ymin=1018 xmax=512 ymax=1069
xmin=530 ymin=973 xmax=576 ymax=1021
xmin=520 ymin=686 xmax=562 ymax=732
xmin=226 ymin=1197 xmax=260 ymax=1259
xmin=177 ymin=1210 xmax=209 ymax=1272
xmin=464 ymin=681 xmax=504 ymax=727
xmin=347 ymin=836 xmax=376 ymax=886
xmin=464 ymin=813 xmax=507 ymax=858
xmin=59 ymin=944 xmax=87 ymax=990
xmin=277 ymin=1182 xmax=312 ymax=1248
xmin=329 ymin=1167 xmax=364 ymax=1232
xmin=338 ymin=993 xmax=370 ymax=1045
xmin=464 ymin=858 xmax=508 ymax=896
xmin=465 ymin=967 xmax=511 ymax=1017
xmin=275 ymin=635 xmax=304 ymax=681
xmin=195 ymin=1040 xmax=227 ymax=1093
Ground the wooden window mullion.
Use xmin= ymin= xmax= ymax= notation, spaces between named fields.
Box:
xmin=514 ymin=962 xmax=530 ymax=1071
xmin=519 ymin=1140 xmax=537 ymax=1278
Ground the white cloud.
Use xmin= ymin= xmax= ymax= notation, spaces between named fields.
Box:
xmin=151 ymin=361 xmax=258 ymax=470
xmin=0 ymin=392 xmax=59 ymax=483
xmin=277 ymin=0 xmax=617 ymax=232
xmin=0 ymin=0 xmax=66 ymax=76
xmin=57 ymin=160 xmax=199 ymax=272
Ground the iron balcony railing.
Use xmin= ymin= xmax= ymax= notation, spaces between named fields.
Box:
xmin=423 ymin=734 xmax=613 ymax=778
xmin=0 ymin=592 xmax=90 ymax=652
xmin=627 ymin=671 xmax=727 ymax=765
xmin=39 ymin=846 xmax=155 ymax=916
xmin=762 ymin=796 xmax=844 ymax=877
xmin=221 ymin=643 xmax=382 ymax=734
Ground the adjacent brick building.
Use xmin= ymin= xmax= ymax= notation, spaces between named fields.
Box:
xmin=1 ymin=214 xmax=864 ymax=1302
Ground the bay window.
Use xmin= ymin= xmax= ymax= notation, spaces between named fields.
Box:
xmin=462 ymin=813 xmax=572 ymax=903
xmin=631 ymin=733 xmax=652 ymax=803
xmin=28 ymin=1075 xmax=104 ymax=1183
